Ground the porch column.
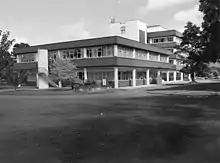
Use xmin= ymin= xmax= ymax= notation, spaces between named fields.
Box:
xmin=83 ymin=48 xmax=87 ymax=58
xmin=57 ymin=50 xmax=61 ymax=59
xmin=158 ymin=54 xmax=161 ymax=62
xmin=167 ymin=57 xmax=170 ymax=63
xmin=157 ymin=70 xmax=161 ymax=78
xmin=114 ymin=67 xmax=118 ymax=88
xmin=132 ymin=69 xmax=136 ymax=87
xmin=36 ymin=74 xmax=39 ymax=88
xmin=17 ymin=55 xmax=20 ymax=63
xmin=173 ymin=71 xmax=177 ymax=82
xmin=132 ymin=48 xmax=136 ymax=58
xmin=146 ymin=69 xmax=150 ymax=85
xmin=188 ymin=74 xmax=191 ymax=81
xmin=58 ymin=81 xmax=62 ymax=88
xmin=167 ymin=71 xmax=170 ymax=82
xmin=181 ymin=72 xmax=184 ymax=81
xmin=147 ymin=52 xmax=150 ymax=60
xmin=114 ymin=45 xmax=118 ymax=57
xmin=84 ymin=68 xmax=88 ymax=81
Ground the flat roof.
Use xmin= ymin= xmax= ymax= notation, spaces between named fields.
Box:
xmin=147 ymin=30 xmax=182 ymax=38
xmin=14 ymin=36 xmax=173 ymax=56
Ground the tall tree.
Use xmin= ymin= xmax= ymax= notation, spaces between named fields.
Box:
xmin=199 ymin=0 xmax=220 ymax=62
xmin=0 ymin=30 xmax=15 ymax=71
xmin=175 ymin=22 xmax=205 ymax=82
xmin=0 ymin=30 xmax=29 ymax=90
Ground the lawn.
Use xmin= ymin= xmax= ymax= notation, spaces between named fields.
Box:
xmin=1 ymin=82 xmax=220 ymax=163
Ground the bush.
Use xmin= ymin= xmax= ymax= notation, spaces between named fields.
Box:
xmin=150 ymin=78 xmax=157 ymax=84
xmin=213 ymin=71 xmax=219 ymax=77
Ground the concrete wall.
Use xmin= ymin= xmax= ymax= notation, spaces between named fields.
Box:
xmin=136 ymin=79 xmax=145 ymax=86
xmin=119 ymin=80 xmax=132 ymax=87
xmin=37 ymin=49 xmax=49 ymax=89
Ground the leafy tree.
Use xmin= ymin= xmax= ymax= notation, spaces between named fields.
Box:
xmin=0 ymin=30 xmax=15 ymax=71
xmin=175 ymin=22 xmax=205 ymax=82
xmin=49 ymin=58 xmax=82 ymax=88
xmin=199 ymin=0 xmax=220 ymax=62
xmin=3 ymin=69 xmax=29 ymax=90
xmin=0 ymin=30 xmax=28 ymax=90
xmin=13 ymin=42 xmax=30 ymax=49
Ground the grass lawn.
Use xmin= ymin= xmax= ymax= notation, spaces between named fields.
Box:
xmin=1 ymin=82 xmax=220 ymax=163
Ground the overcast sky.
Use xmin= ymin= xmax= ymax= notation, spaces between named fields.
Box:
xmin=0 ymin=0 xmax=203 ymax=45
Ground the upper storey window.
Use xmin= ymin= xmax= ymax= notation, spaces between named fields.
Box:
xmin=19 ymin=53 xmax=36 ymax=63
xmin=135 ymin=49 xmax=148 ymax=60
xmin=61 ymin=49 xmax=83 ymax=59
xmin=152 ymin=36 xmax=174 ymax=44
xmin=167 ymin=36 xmax=174 ymax=42
xmin=86 ymin=46 xmax=114 ymax=58
xmin=149 ymin=52 xmax=159 ymax=61
xmin=48 ymin=51 xmax=58 ymax=63
xmin=121 ymin=26 xmax=126 ymax=34
xmin=118 ymin=46 xmax=133 ymax=58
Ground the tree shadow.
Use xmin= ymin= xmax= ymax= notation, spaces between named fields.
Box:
xmin=4 ymin=94 xmax=220 ymax=163
xmin=147 ymin=82 xmax=220 ymax=92
xmin=37 ymin=116 xmax=202 ymax=163
xmin=33 ymin=93 xmax=220 ymax=163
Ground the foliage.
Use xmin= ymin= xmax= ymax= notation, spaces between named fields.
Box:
xmin=13 ymin=42 xmax=30 ymax=49
xmin=0 ymin=30 xmax=15 ymax=72
xmin=213 ymin=71 xmax=219 ymax=77
xmin=199 ymin=0 xmax=220 ymax=62
xmin=5 ymin=69 xmax=29 ymax=90
xmin=49 ymin=58 xmax=78 ymax=84
xmin=196 ymin=62 xmax=211 ymax=77
xmin=0 ymin=30 xmax=30 ymax=90
xmin=175 ymin=22 xmax=206 ymax=82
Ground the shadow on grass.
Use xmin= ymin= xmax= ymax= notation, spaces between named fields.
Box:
xmin=35 ymin=117 xmax=202 ymax=163
xmin=3 ymin=93 xmax=220 ymax=163
xmin=28 ymin=95 xmax=220 ymax=162
xmin=147 ymin=82 xmax=220 ymax=92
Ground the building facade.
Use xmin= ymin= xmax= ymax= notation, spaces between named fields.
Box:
xmin=147 ymin=25 xmax=187 ymax=80
xmin=13 ymin=20 xmax=185 ymax=89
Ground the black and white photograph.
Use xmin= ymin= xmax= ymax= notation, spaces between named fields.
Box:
xmin=0 ymin=0 xmax=220 ymax=162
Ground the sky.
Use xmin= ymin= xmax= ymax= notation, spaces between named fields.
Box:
xmin=0 ymin=0 xmax=203 ymax=46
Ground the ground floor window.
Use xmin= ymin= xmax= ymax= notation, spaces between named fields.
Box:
xmin=87 ymin=71 xmax=113 ymax=81
xmin=169 ymin=72 xmax=174 ymax=81
xmin=177 ymin=72 xmax=181 ymax=80
xmin=118 ymin=71 xmax=132 ymax=80
xmin=78 ymin=72 xmax=84 ymax=80
xmin=136 ymin=72 xmax=146 ymax=79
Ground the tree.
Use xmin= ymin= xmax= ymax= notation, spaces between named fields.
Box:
xmin=175 ymin=22 xmax=205 ymax=82
xmin=0 ymin=30 xmax=28 ymax=90
xmin=0 ymin=30 xmax=15 ymax=72
xmin=199 ymin=0 xmax=220 ymax=62
xmin=49 ymin=58 xmax=81 ymax=88
xmin=13 ymin=42 xmax=30 ymax=49
xmin=3 ymin=69 xmax=29 ymax=90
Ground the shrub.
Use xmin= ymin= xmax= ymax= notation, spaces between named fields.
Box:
xmin=213 ymin=71 xmax=219 ymax=77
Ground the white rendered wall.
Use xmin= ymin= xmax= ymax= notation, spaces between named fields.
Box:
xmin=108 ymin=20 xmax=147 ymax=43
xmin=37 ymin=49 xmax=49 ymax=89
xmin=137 ymin=20 xmax=148 ymax=44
